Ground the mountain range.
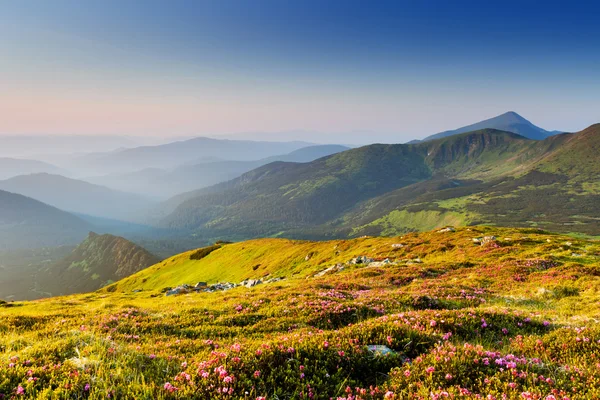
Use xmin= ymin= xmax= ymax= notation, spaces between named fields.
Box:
xmin=87 ymin=144 xmax=349 ymax=199
xmin=157 ymin=124 xmax=600 ymax=240
xmin=64 ymin=137 xmax=316 ymax=176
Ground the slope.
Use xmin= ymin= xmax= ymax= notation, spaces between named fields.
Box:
xmin=159 ymin=143 xmax=433 ymax=238
xmin=36 ymin=232 xmax=160 ymax=297
xmin=0 ymin=189 xmax=91 ymax=250
xmin=0 ymin=173 xmax=156 ymax=221
xmin=421 ymin=111 xmax=559 ymax=141
xmin=346 ymin=125 xmax=600 ymax=236
xmin=4 ymin=226 xmax=600 ymax=398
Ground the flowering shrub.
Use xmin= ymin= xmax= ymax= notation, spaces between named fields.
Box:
xmin=1 ymin=227 xmax=600 ymax=398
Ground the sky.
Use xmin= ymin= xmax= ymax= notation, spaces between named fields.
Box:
xmin=1 ymin=0 xmax=599 ymax=143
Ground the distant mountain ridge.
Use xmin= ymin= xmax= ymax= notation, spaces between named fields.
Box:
xmin=0 ymin=173 xmax=156 ymax=221
xmin=0 ymin=189 xmax=91 ymax=249
xmin=67 ymin=137 xmax=317 ymax=175
xmin=88 ymin=144 xmax=349 ymax=199
xmin=35 ymin=232 xmax=160 ymax=297
xmin=420 ymin=111 xmax=560 ymax=142
xmin=0 ymin=158 xmax=63 ymax=180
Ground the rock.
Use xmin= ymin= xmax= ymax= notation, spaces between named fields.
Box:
xmin=368 ymin=258 xmax=394 ymax=267
xmin=438 ymin=227 xmax=455 ymax=233
xmin=482 ymin=236 xmax=497 ymax=245
xmin=132 ymin=289 xmax=142 ymax=293
xmin=366 ymin=345 xmax=396 ymax=356
xmin=242 ymin=279 xmax=263 ymax=288
xmin=165 ymin=286 xmax=189 ymax=296
xmin=265 ymin=277 xmax=285 ymax=284
xmin=194 ymin=282 xmax=207 ymax=289
xmin=314 ymin=263 xmax=345 ymax=277
xmin=351 ymin=256 xmax=374 ymax=264
xmin=406 ymin=258 xmax=423 ymax=265
xmin=391 ymin=243 xmax=405 ymax=249
xmin=474 ymin=236 xmax=496 ymax=245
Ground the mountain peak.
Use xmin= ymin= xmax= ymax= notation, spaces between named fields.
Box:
xmin=421 ymin=111 xmax=556 ymax=142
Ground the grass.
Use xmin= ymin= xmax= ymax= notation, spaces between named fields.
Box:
xmin=2 ymin=226 xmax=600 ymax=399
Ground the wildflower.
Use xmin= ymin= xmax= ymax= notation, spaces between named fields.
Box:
xmin=16 ymin=386 xmax=25 ymax=396
xmin=163 ymin=382 xmax=177 ymax=393
xmin=254 ymin=370 xmax=261 ymax=378
xmin=404 ymin=370 xmax=411 ymax=377
xmin=426 ymin=366 xmax=435 ymax=374
xmin=84 ymin=384 xmax=90 ymax=391
xmin=445 ymin=373 xmax=453 ymax=380
xmin=148 ymin=354 xmax=156 ymax=359
xmin=384 ymin=391 xmax=395 ymax=399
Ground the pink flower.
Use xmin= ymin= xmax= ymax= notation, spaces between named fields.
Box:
xmin=223 ymin=376 xmax=233 ymax=383
xmin=16 ymin=386 xmax=25 ymax=396
xmin=254 ymin=370 xmax=261 ymax=378
xmin=445 ymin=373 xmax=453 ymax=380
xmin=426 ymin=366 xmax=435 ymax=374
xmin=148 ymin=354 xmax=156 ymax=359
xmin=430 ymin=320 xmax=437 ymax=327
xmin=323 ymin=341 xmax=329 ymax=348
xmin=384 ymin=391 xmax=395 ymax=399
xmin=163 ymin=382 xmax=177 ymax=393
xmin=404 ymin=369 xmax=411 ymax=377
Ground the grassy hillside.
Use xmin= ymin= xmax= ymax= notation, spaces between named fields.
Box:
xmin=35 ymin=232 xmax=160 ymax=298
xmin=160 ymin=143 xmax=433 ymax=236
xmin=158 ymin=125 xmax=600 ymax=241
xmin=2 ymin=226 xmax=600 ymax=398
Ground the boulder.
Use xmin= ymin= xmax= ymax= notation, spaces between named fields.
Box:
xmin=438 ymin=227 xmax=455 ymax=233
xmin=366 ymin=345 xmax=396 ymax=356
xmin=351 ymin=256 xmax=374 ymax=264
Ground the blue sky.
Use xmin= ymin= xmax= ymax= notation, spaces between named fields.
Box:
xmin=1 ymin=0 xmax=599 ymax=142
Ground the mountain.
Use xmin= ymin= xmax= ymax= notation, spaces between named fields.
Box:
xmin=66 ymin=137 xmax=316 ymax=176
xmin=0 ymin=173 xmax=156 ymax=221
xmin=0 ymin=190 xmax=91 ymax=250
xmin=157 ymin=125 xmax=600 ymax=239
xmin=420 ymin=111 xmax=560 ymax=141
xmin=87 ymin=144 xmax=349 ymax=199
xmin=0 ymin=158 xmax=64 ymax=180
xmin=32 ymin=232 xmax=160 ymax=298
